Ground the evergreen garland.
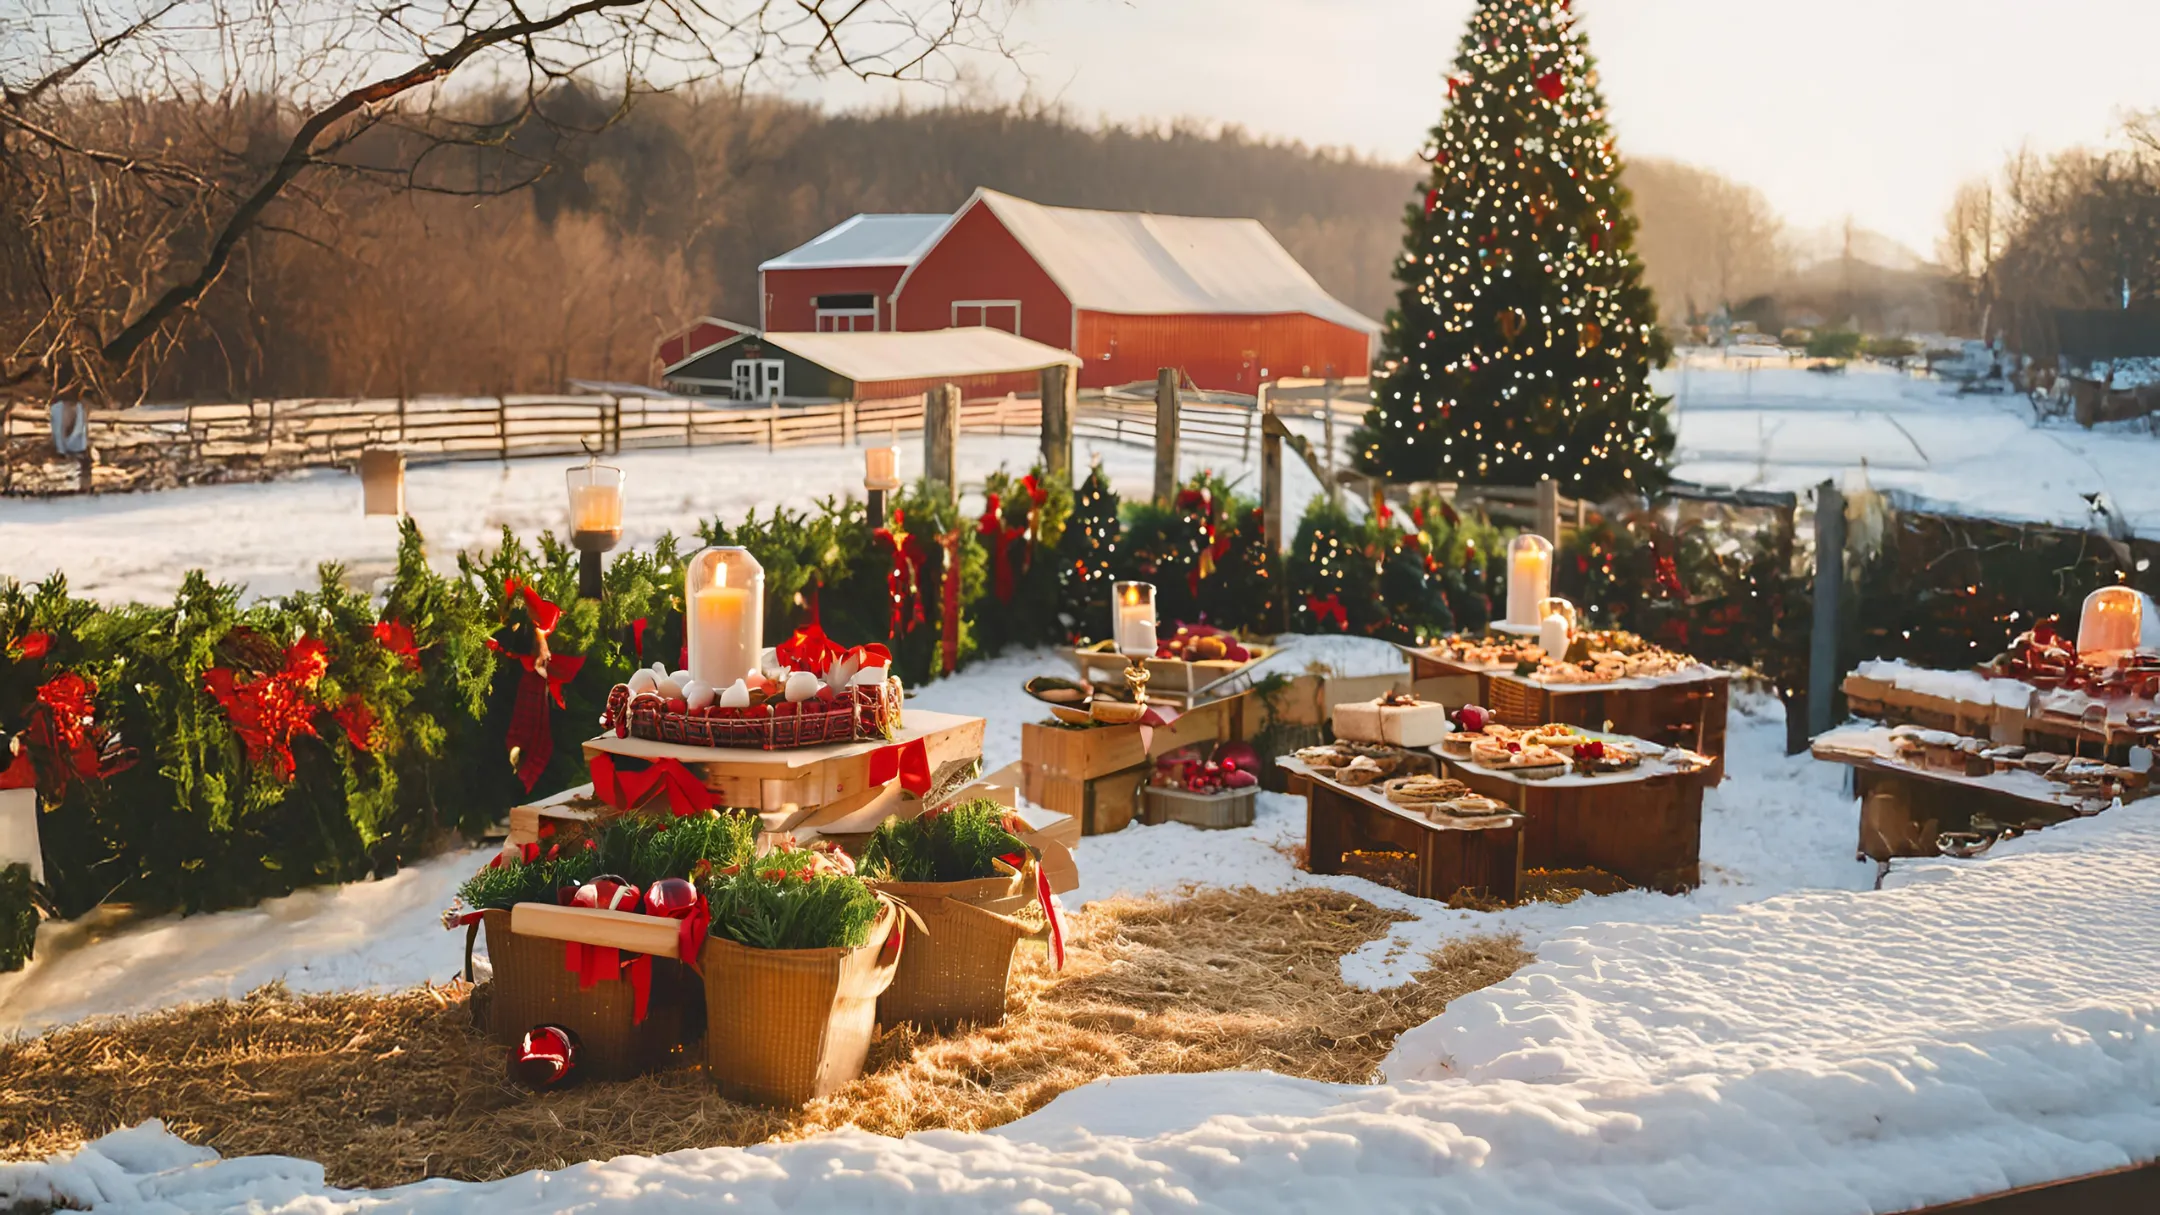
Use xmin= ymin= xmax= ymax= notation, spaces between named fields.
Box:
xmin=1056 ymin=464 xmax=1122 ymax=642
xmin=1356 ymin=0 xmax=1672 ymax=496
xmin=1286 ymin=499 xmax=1371 ymax=634
xmin=858 ymin=799 xmax=1028 ymax=884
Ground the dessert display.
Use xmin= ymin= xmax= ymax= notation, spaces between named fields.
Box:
xmin=1884 ymin=723 xmax=2148 ymax=802
xmin=604 ymin=624 xmax=900 ymax=750
xmin=1331 ymin=690 xmax=1452 ymax=748
xmin=1379 ymin=775 xmax=1516 ymax=821
xmin=1424 ymin=629 xmax=1705 ymax=684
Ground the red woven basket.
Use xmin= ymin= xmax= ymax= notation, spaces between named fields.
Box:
xmin=604 ymin=679 xmax=901 ymax=751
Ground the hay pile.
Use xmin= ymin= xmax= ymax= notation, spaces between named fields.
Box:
xmin=0 ymin=887 xmax=1527 ymax=1189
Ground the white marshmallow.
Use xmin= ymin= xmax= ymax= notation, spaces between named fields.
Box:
xmin=719 ymin=679 xmax=751 ymax=708
xmin=626 ymin=668 xmax=658 ymax=694
xmin=682 ymin=679 xmax=714 ymax=710
xmin=784 ymin=670 xmax=824 ymax=702
xmin=849 ymin=665 xmax=889 ymax=687
xmin=654 ymin=676 xmax=682 ymax=700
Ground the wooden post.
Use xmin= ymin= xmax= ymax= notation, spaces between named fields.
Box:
xmin=497 ymin=395 xmax=509 ymax=463
xmin=1261 ymin=414 xmax=1285 ymax=555
xmin=1039 ymin=363 xmax=1075 ymax=480
xmin=768 ymin=399 xmax=779 ymax=451
xmin=842 ymin=398 xmax=857 ymax=448
xmin=1536 ymin=477 xmax=1561 ymax=543
xmin=925 ymin=382 xmax=960 ymax=501
xmin=1807 ymin=480 xmax=1846 ymax=740
xmin=1321 ymin=375 xmax=1340 ymax=508
xmin=1153 ymin=367 xmax=1179 ymax=505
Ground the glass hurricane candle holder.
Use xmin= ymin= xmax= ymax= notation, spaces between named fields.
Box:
xmin=686 ymin=547 xmax=764 ymax=690
xmin=1111 ymin=581 xmax=1158 ymax=657
xmin=1505 ymin=534 xmax=1555 ymax=628
xmin=2077 ymin=586 xmax=2147 ymax=665
xmin=566 ymin=460 xmax=625 ymax=599
xmin=864 ymin=445 xmax=899 ymax=524
xmin=1536 ymin=595 xmax=1578 ymax=657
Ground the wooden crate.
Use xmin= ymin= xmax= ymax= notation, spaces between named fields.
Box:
xmin=1294 ymin=765 xmax=1522 ymax=904
xmin=1141 ymin=785 xmax=1257 ymax=829
xmin=579 ymin=710 xmax=985 ymax=814
xmin=1022 ymin=763 xmax=1144 ymax=835
xmin=1022 ymin=720 xmax=1147 ymax=779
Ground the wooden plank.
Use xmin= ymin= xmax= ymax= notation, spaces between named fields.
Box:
xmin=511 ymin=902 xmax=683 ymax=959
xmin=1902 ymin=1160 xmax=2160 ymax=1213
xmin=581 ymin=711 xmax=985 ymax=812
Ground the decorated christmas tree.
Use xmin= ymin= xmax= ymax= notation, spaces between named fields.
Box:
xmin=1356 ymin=0 xmax=1672 ymax=498
xmin=1056 ymin=464 xmax=1123 ymax=642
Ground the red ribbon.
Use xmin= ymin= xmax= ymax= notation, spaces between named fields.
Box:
xmin=7 ymin=632 xmax=51 ymax=659
xmin=978 ymin=494 xmax=1028 ymax=604
xmin=677 ymin=897 xmax=712 ymax=975
xmin=1036 ymin=863 xmax=1066 ymax=971
xmin=875 ymin=517 xmax=930 ymax=641
xmin=562 ymin=941 xmax=653 ymax=1024
xmin=869 ymin=737 xmax=932 ymax=795
xmin=1306 ymin=594 xmax=1349 ymax=631
xmin=203 ymin=639 xmax=330 ymax=780
xmin=588 ymin=752 xmax=716 ymax=817
xmin=631 ymin=617 xmax=648 ymax=660
xmin=1537 ymin=70 xmax=1564 ymax=101
xmin=329 ymin=695 xmax=377 ymax=751
xmin=937 ymin=527 xmax=964 ymax=674
xmin=371 ymin=620 xmax=420 ymax=670
xmin=493 ymin=643 xmax=586 ymax=792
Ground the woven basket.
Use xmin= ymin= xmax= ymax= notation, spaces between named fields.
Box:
xmin=873 ymin=876 xmax=1036 ymax=1030
xmin=1487 ymin=677 xmax=1549 ymax=728
xmin=481 ymin=909 xmax=701 ymax=1080
xmin=605 ymin=679 xmax=901 ymax=751
xmin=698 ymin=904 xmax=903 ymax=1107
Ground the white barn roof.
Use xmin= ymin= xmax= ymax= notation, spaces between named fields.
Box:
xmin=908 ymin=189 xmax=1381 ymax=334
xmin=759 ymin=214 xmax=948 ymax=271
xmin=749 ymin=327 xmax=1080 ymax=384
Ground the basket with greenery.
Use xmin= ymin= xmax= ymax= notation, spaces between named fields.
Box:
xmin=858 ymin=799 xmax=1030 ymax=885
xmin=699 ymin=848 xmax=886 ymax=952
xmin=450 ymin=810 xmax=758 ymax=917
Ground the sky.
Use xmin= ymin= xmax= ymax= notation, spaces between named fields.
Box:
xmin=803 ymin=0 xmax=2160 ymax=259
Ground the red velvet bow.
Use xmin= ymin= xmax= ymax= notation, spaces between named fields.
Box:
xmin=1306 ymin=594 xmax=1349 ymax=631
xmin=978 ymin=494 xmax=1028 ymax=604
xmin=491 ymin=642 xmax=586 ymax=792
xmin=505 ymin=578 xmax=562 ymax=633
xmin=870 ymin=737 xmax=932 ymax=795
xmin=588 ymin=752 xmax=716 ymax=817
xmin=875 ymin=517 xmax=930 ymax=641
xmin=7 ymin=632 xmax=51 ymax=659
xmin=937 ymin=527 xmax=965 ymax=674
xmin=1537 ymin=70 xmax=1564 ymax=101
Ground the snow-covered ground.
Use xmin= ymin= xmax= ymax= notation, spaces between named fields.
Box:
xmin=0 ymin=637 xmax=1869 ymax=1033
xmin=1666 ymin=357 xmax=2160 ymax=533
xmin=7 ymin=761 xmax=2156 ymax=1213
xmin=8 ymin=362 xmax=2158 ymax=605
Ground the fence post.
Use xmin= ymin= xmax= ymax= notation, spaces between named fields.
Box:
xmin=1806 ymin=480 xmax=1846 ymax=741
xmin=1321 ymin=375 xmax=1340 ymax=508
xmin=925 ymin=382 xmax=960 ymax=501
xmin=1261 ymin=412 xmax=1284 ymax=555
xmin=1153 ymin=367 xmax=1179 ymax=505
xmin=1 ymin=402 xmax=11 ymax=493
xmin=843 ymin=399 xmax=857 ymax=448
xmin=1039 ymin=363 xmax=1075 ymax=480
xmin=497 ymin=396 xmax=509 ymax=463
xmin=1536 ymin=477 xmax=1561 ymax=544
xmin=768 ymin=399 xmax=779 ymax=452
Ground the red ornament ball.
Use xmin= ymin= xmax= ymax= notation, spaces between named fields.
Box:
xmin=644 ymin=877 xmax=699 ymax=919
xmin=511 ymin=1023 xmax=580 ymax=1089
xmin=573 ymin=874 xmax=642 ymax=913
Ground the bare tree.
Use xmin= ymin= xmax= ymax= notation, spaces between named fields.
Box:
xmin=0 ymin=0 xmax=1005 ymax=403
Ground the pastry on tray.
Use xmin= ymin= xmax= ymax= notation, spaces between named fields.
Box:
xmin=1336 ymin=756 xmax=1387 ymax=787
xmin=1569 ymin=738 xmax=1640 ymax=774
xmin=1509 ymin=744 xmax=1570 ymax=779
xmin=1295 ymin=745 xmax=1348 ymax=769
xmin=1469 ymin=739 xmax=1516 ymax=767
xmin=1438 ymin=731 xmax=1479 ymax=758
xmin=1383 ymin=775 xmax=1466 ymax=806
xmin=1429 ymin=794 xmax=1512 ymax=820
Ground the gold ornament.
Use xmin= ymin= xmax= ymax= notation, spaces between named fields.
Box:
xmin=1580 ymin=321 xmax=1603 ymax=351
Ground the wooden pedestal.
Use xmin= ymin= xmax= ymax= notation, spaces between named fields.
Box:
xmin=1285 ymin=760 xmax=1523 ymax=905
xmin=1439 ymin=756 xmax=1708 ymax=894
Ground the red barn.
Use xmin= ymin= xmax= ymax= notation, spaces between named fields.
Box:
xmin=758 ymin=213 xmax=947 ymax=333
xmin=892 ymin=189 xmax=1378 ymax=391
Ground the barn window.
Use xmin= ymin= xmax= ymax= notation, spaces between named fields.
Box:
xmin=952 ymin=300 xmax=1021 ymax=333
xmin=731 ymin=359 xmax=786 ymax=401
xmin=814 ymin=293 xmax=878 ymax=332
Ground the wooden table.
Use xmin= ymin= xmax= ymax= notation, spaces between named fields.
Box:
xmin=1810 ymin=725 xmax=2097 ymax=860
xmin=1405 ymin=646 xmax=1730 ymax=781
xmin=1436 ymin=742 xmax=1713 ymax=893
xmin=1281 ymin=757 xmax=1523 ymax=905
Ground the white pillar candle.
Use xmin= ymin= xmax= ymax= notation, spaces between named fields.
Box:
xmin=1112 ymin=581 xmax=1157 ymax=656
xmin=685 ymin=546 xmax=765 ymax=691
xmin=1540 ymin=612 xmax=1571 ymax=659
xmin=1505 ymin=535 xmax=1554 ymax=628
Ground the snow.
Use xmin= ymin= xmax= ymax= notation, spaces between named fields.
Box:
xmin=1665 ymin=357 xmax=2160 ymax=533
xmin=1852 ymin=658 xmax=2036 ymax=709
xmin=5 ymin=796 xmax=2157 ymax=1214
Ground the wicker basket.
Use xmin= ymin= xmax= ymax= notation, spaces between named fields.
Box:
xmin=481 ymin=909 xmax=701 ymax=1080
xmin=873 ymin=876 xmax=1036 ymax=1030
xmin=1487 ymin=676 xmax=1548 ymax=728
xmin=604 ymin=678 xmax=902 ymax=751
xmin=1141 ymin=785 xmax=1258 ymax=829
xmin=698 ymin=904 xmax=903 ymax=1107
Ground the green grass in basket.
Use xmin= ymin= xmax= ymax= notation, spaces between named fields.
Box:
xmin=858 ymin=799 xmax=1029 ymax=884
xmin=699 ymin=849 xmax=884 ymax=951
xmin=455 ymin=850 xmax=600 ymax=912
xmin=598 ymin=811 xmax=760 ymax=889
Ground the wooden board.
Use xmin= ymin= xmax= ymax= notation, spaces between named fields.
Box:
xmin=511 ymin=902 xmax=683 ymax=960
xmin=1282 ymin=757 xmax=1523 ymax=905
xmin=1811 ymin=728 xmax=2092 ymax=860
xmin=1438 ymin=752 xmax=1708 ymax=894
xmin=581 ymin=710 xmax=984 ymax=812
xmin=1022 ymin=764 xmax=1144 ymax=835
xmin=1023 ymin=719 xmax=1147 ymax=780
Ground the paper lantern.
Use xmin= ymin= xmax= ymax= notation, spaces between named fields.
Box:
xmin=1505 ymin=534 xmax=1555 ymax=628
xmin=686 ymin=547 xmax=764 ymax=690
xmin=2077 ymin=587 xmax=2148 ymax=664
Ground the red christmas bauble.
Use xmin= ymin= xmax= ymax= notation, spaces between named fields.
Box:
xmin=573 ymin=874 xmax=641 ymax=913
xmin=644 ymin=877 xmax=699 ymax=919
xmin=511 ymin=1023 xmax=580 ymax=1088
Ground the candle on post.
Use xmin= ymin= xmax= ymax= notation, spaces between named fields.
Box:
xmin=1505 ymin=534 xmax=1554 ymax=628
xmin=1111 ymin=580 xmax=1158 ymax=704
xmin=864 ymin=444 xmax=899 ymax=525
xmin=2077 ymin=586 xmax=2148 ymax=665
xmin=566 ymin=459 xmax=625 ymax=600
xmin=685 ymin=547 xmax=764 ymax=690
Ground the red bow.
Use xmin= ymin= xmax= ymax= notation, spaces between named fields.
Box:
xmin=875 ymin=516 xmax=930 ymax=641
xmin=677 ymin=896 xmax=713 ymax=975
xmin=1424 ymin=188 xmax=1440 ymax=217
xmin=491 ymin=642 xmax=586 ymax=792
xmin=869 ymin=737 xmax=933 ymax=795
xmin=371 ymin=620 xmax=420 ymax=670
xmin=7 ymin=632 xmax=51 ymax=660
xmin=937 ymin=527 xmax=965 ymax=674
xmin=203 ymin=639 xmax=330 ymax=780
xmin=562 ymin=941 xmax=653 ymax=1024
xmin=1306 ymin=594 xmax=1349 ymax=631
xmin=505 ymin=578 xmax=562 ymax=633
xmin=1536 ymin=70 xmax=1564 ymax=101
xmin=978 ymin=494 xmax=1028 ymax=604
xmin=588 ymin=752 xmax=715 ymax=817
xmin=330 ymin=695 xmax=377 ymax=751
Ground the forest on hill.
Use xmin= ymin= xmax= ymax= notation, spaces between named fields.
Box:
xmin=5 ymin=90 xmax=1790 ymax=402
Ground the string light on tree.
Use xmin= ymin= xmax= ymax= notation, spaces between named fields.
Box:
xmin=1354 ymin=0 xmax=1673 ymax=498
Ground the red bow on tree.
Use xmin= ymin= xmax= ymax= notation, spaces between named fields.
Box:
xmin=371 ymin=620 xmax=420 ymax=670
xmin=875 ymin=511 xmax=931 ymax=642
xmin=978 ymin=494 xmax=1029 ymax=604
xmin=203 ymin=638 xmax=331 ymax=780
xmin=1306 ymin=594 xmax=1349 ymax=631
xmin=11 ymin=670 xmax=112 ymax=793
xmin=7 ymin=632 xmax=51 ymax=660
xmin=490 ymin=578 xmax=582 ymax=791
xmin=1536 ymin=71 xmax=1565 ymax=101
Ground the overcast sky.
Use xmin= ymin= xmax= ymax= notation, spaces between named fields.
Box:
xmin=803 ymin=0 xmax=2160 ymax=258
